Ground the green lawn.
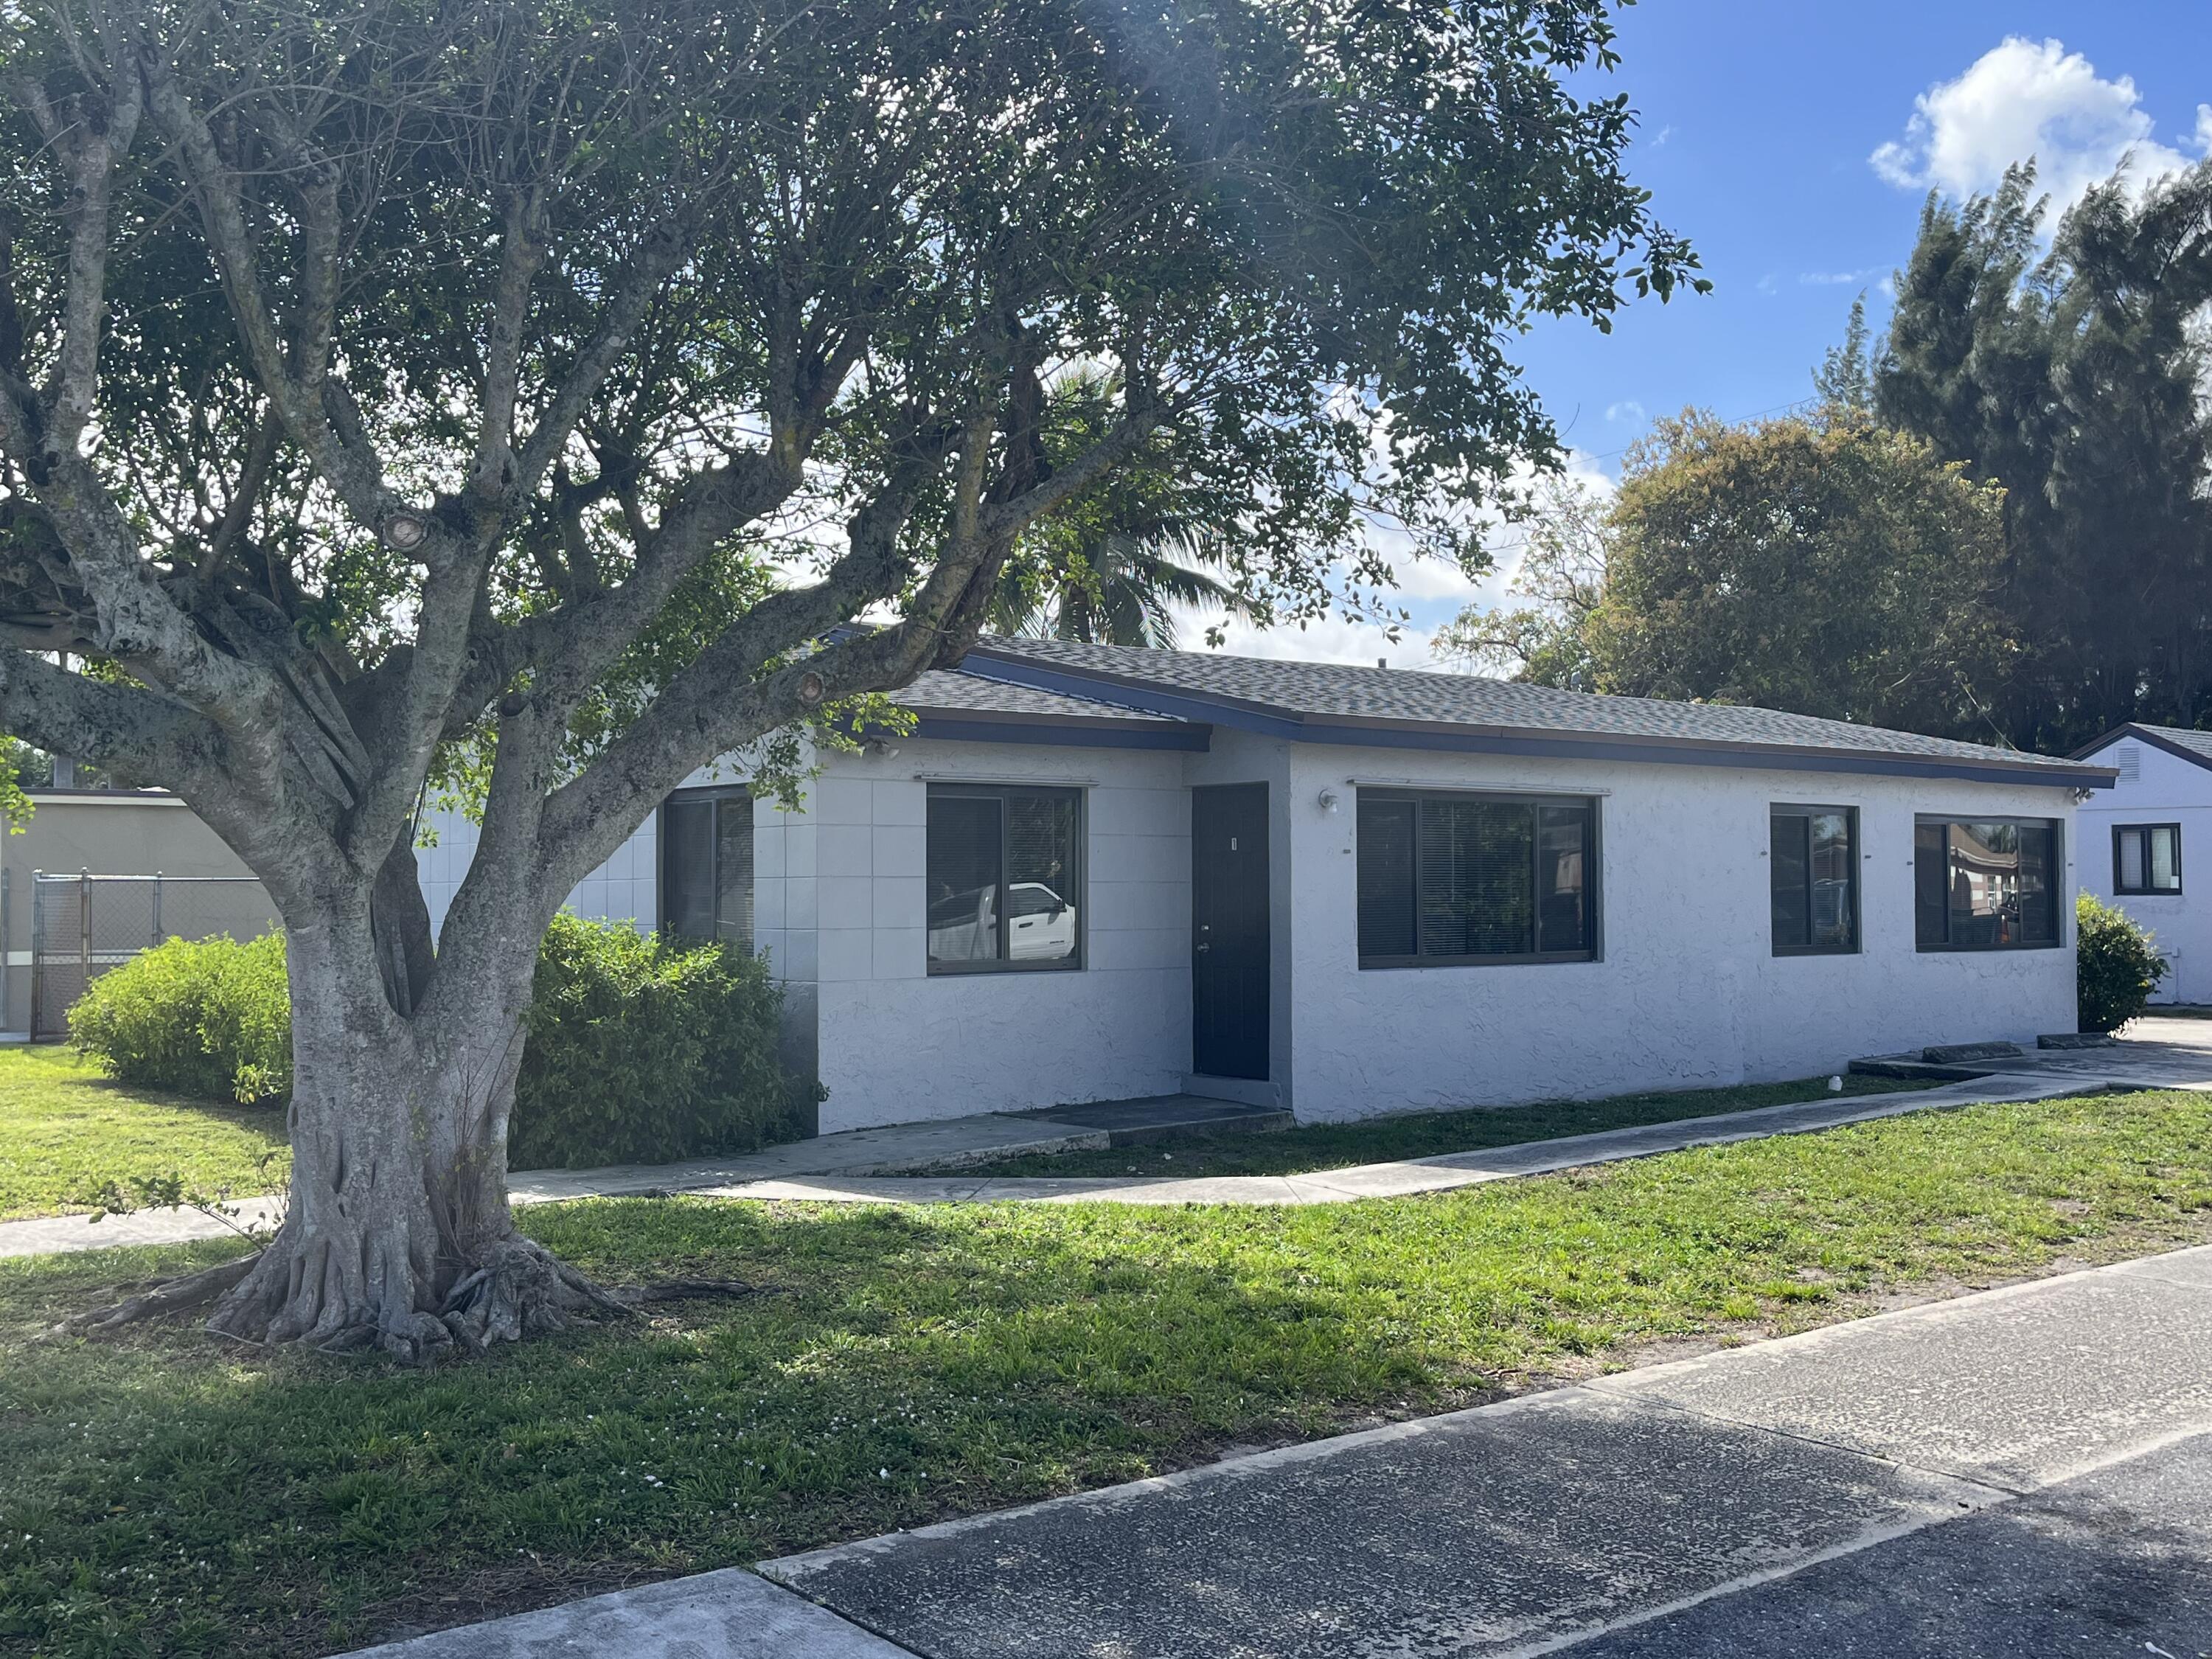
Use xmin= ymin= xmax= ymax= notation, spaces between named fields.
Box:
xmin=1 ymin=1088 xmax=2207 ymax=1658
xmin=0 ymin=1046 xmax=289 ymax=1222
xmin=954 ymin=1073 xmax=1936 ymax=1180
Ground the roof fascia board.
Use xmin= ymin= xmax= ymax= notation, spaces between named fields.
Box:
xmin=910 ymin=715 xmax=1210 ymax=751
xmin=972 ymin=653 xmax=2110 ymax=789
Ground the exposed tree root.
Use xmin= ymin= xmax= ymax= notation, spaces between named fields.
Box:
xmin=436 ymin=1234 xmax=637 ymax=1354
xmin=52 ymin=1251 xmax=262 ymax=1338
xmin=55 ymin=1236 xmax=760 ymax=1361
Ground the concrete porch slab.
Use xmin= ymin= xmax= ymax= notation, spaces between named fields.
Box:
xmin=507 ymin=1093 xmax=1291 ymax=1202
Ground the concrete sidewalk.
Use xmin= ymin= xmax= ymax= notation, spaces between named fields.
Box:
xmin=761 ymin=1245 xmax=2212 ymax=1658
xmin=0 ymin=1068 xmax=2121 ymax=1259
xmin=341 ymin=1243 xmax=2212 ymax=1658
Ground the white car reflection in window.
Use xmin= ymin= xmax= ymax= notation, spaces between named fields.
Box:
xmin=1004 ymin=881 xmax=1077 ymax=959
xmin=926 ymin=882 xmax=1075 ymax=962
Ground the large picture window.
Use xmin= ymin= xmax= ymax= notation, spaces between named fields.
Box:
xmin=1770 ymin=805 xmax=1858 ymax=955
xmin=2112 ymin=824 xmax=2182 ymax=895
xmin=926 ymin=785 xmax=1082 ymax=972
xmin=661 ymin=786 xmax=752 ymax=949
xmin=1356 ymin=790 xmax=1596 ymax=967
xmin=1914 ymin=817 xmax=2060 ymax=950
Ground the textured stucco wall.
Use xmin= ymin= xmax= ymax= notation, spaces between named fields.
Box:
xmin=799 ymin=738 xmax=1193 ymax=1133
xmin=1282 ymin=744 xmax=2081 ymax=1123
xmin=2074 ymin=735 xmax=2212 ymax=1004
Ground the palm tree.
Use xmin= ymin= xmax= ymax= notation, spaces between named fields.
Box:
xmin=992 ymin=375 xmax=1256 ymax=647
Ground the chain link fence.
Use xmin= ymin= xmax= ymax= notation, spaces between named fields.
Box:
xmin=28 ymin=872 xmax=279 ymax=1040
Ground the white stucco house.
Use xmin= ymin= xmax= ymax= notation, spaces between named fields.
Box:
xmin=2072 ymin=723 xmax=2212 ymax=1004
xmin=418 ymin=639 xmax=2112 ymax=1135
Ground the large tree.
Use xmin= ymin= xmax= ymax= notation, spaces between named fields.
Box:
xmin=0 ymin=0 xmax=1697 ymax=1357
xmin=1879 ymin=160 xmax=2212 ymax=748
xmin=1437 ymin=411 xmax=2015 ymax=740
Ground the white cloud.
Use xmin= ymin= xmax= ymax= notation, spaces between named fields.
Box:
xmin=1871 ymin=38 xmax=2212 ymax=218
xmin=1210 ymin=611 xmax=1439 ymax=669
xmin=1799 ymin=268 xmax=1876 ymax=286
xmin=1604 ymin=400 xmax=1646 ymax=425
xmin=1166 ymin=451 xmax=1618 ymax=674
xmin=1646 ymin=123 xmax=1676 ymax=150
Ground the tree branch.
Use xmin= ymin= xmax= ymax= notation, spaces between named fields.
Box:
xmin=0 ymin=649 xmax=224 ymax=786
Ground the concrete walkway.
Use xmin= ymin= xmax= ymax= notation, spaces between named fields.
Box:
xmin=341 ymin=1243 xmax=2212 ymax=1657
xmin=13 ymin=1021 xmax=2212 ymax=1260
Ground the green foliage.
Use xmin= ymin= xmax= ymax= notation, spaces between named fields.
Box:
xmin=511 ymin=914 xmax=804 ymax=1169
xmin=992 ymin=370 xmax=1261 ymax=647
xmin=2076 ymin=893 xmax=2168 ymax=1034
xmin=66 ymin=934 xmax=292 ymax=1106
xmin=63 ymin=919 xmax=805 ymax=1165
xmin=0 ymin=736 xmax=41 ymax=832
xmin=1439 ymin=414 xmax=2014 ymax=740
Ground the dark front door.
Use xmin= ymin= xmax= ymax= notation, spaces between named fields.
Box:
xmin=1191 ymin=783 xmax=1270 ymax=1079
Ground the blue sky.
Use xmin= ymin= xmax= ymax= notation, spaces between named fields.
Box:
xmin=1216 ymin=3 xmax=2212 ymax=666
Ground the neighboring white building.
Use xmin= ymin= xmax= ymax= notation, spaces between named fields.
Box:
xmin=422 ymin=639 xmax=2112 ymax=1135
xmin=2072 ymin=723 xmax=2212 ymax=1004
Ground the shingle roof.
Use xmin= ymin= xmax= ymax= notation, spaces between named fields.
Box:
xmin=960 ymin=636 xmax=2110 ymax=784
xmin=892 ymin=666 xmax=1181 ymax=725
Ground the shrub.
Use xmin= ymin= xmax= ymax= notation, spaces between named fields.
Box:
xmin=67 ymin=932 xmax=292 ymax=1105
xmin=2076 ymin=892 xmax=2168 ymax=1034
xmin=510 ymin=914 xmax=801 ymax=1169
xmin=68 ymin=915 xmax=804 ymax=1166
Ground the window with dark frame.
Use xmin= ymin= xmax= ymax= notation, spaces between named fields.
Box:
xmin=926 ymin=784 xmax=1082 ymax=973
xmin=1770 ymin=805 xmax=1858 ymax=955
xmin=660 ymin=786 xmax=753 ymax=949
xmin=1913 ymin=817 xmax=2061 ymax=950
xmin=1355 ymin=790 xmax=1596 ymax=966
xmin=2112 ymin=823 xmax=2182 ymax=895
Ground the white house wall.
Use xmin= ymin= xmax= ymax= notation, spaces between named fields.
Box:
xmin=789 ymin=738 xmax=1193 ymax=1134
xmin=1281 ymin=744 xmax=2081 ymax=1121
xmin=2074 ymin=735 xmax=2212 ymax=1003
xmin=417 ymin=729 xmax=2084 ymax=1137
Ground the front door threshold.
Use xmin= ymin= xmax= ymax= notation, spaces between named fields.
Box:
xmin=1183 ymin=1073 xmax=1282 ymax=1110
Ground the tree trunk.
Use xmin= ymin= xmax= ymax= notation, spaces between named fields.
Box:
xmin=204 ymin=896 xmax=623 ymax=1360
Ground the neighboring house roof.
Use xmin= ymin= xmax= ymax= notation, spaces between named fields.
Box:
xmin=2070 ymin=723 xmax=2212 ymax=775
xmin=950 ymin=636 xmax=2112 ymax=787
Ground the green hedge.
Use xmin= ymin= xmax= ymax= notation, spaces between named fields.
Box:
xmin=67 ymin=933 xmax=292 ymax=1105
xmin=512 ymin=914 xmax=799 ymax=1168
xmin=67 ymin=915 xmax=804 ymax=1167
xmin=2076 ymin=892 xmax=2168 ymax=1034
